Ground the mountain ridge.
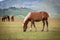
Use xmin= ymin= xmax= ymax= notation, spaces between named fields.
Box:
xmin=0 ymin=7 xmax=35 ymax=18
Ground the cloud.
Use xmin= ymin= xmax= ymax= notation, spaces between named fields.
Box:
xmin=44 ymin=0 xmax=60 ymax=13
xmin=12 ymin=4 xmax=21 ymax=8
xmin=22 ymin=1 xmax=38 ymax=5
xmin=44 ymin=0 xmax=60 ymax=18
xmin=0 ymin=0 xmax=43 ymax=8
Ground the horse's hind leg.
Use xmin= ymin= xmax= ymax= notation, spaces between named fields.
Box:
xmin=41 ymin=20 xmax=45 ymax=32
xmin=46 ymin=19 xmax=48 ymax=32
xmin=30 ymin=20 xmax=37 ymax=32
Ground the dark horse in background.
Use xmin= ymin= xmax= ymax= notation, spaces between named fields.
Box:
xmin=23 ymin=11 xmax=49 ymax=32
xmin=2 ymin=15 xmax=10 ymax=22
xmin=11 ymin=15 xmax=14 ymax=21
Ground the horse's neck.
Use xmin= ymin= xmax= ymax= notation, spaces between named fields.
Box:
xmin=24 ymin=20 xmax=29 ymax=26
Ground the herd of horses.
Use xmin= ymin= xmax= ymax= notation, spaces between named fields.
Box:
xmin=2 ymin=11 xmax=49 ymax=32
xmin=2 ymin=15 xmax=14 ymax=22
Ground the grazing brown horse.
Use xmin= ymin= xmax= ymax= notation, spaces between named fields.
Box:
xmin=11 ymin=15 xmax=14 ymax=21
xmin=23 ymin=11 xmax=49 ymax=32
xmin=2 ymin=15 xmax=10 ymax=22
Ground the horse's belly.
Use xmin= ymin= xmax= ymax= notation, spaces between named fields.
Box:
xmin=31 ymin=17 xmax=42 ymax=20
xmin=29 ymin=17 xmax=41 ymax=22
xmin=35 ymin=20 xmax=41 ymax=22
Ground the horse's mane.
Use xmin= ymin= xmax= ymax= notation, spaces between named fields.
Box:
xmin=23 ymin=12 xmax=31 ymax=23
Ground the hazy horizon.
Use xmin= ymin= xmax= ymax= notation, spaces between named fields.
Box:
xmin=0 ymin=0 xmax=60 ymax=18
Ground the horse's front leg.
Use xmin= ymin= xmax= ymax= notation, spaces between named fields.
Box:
xmin=41 ymin=20 xmax=45 ymax=32
xmin=30 ymin=22 xmax=32 ymax=32
xmin=33 ymin=22 xmax=37 ymax=32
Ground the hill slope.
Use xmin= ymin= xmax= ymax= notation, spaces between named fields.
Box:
xmin=0 ymin=7 xmax=35 ymax=18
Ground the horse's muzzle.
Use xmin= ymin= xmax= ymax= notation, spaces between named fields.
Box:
xmin=23 ymin=30 xmax=26 ymax=32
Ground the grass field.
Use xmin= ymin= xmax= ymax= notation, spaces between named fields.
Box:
xmin=0 ymin=18 xmax=60 ymax=40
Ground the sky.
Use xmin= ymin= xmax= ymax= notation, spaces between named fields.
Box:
xmin=0 ymin=0 xmax=60 ymax=18
xmin=0 ymin=0 xmax=2 ymax=1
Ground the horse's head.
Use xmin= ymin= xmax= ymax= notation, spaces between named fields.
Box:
xmin=22 ymin=12 xmax=30 ymax=32
xmin=22 ymin=22 xmax=27 ymax=32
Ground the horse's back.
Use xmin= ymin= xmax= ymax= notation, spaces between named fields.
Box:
xmin=29 ymin=11 xmax=49 ymax=20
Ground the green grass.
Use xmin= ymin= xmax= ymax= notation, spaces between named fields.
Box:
xmin=0 ymin=18 xmax=60 ymax=40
